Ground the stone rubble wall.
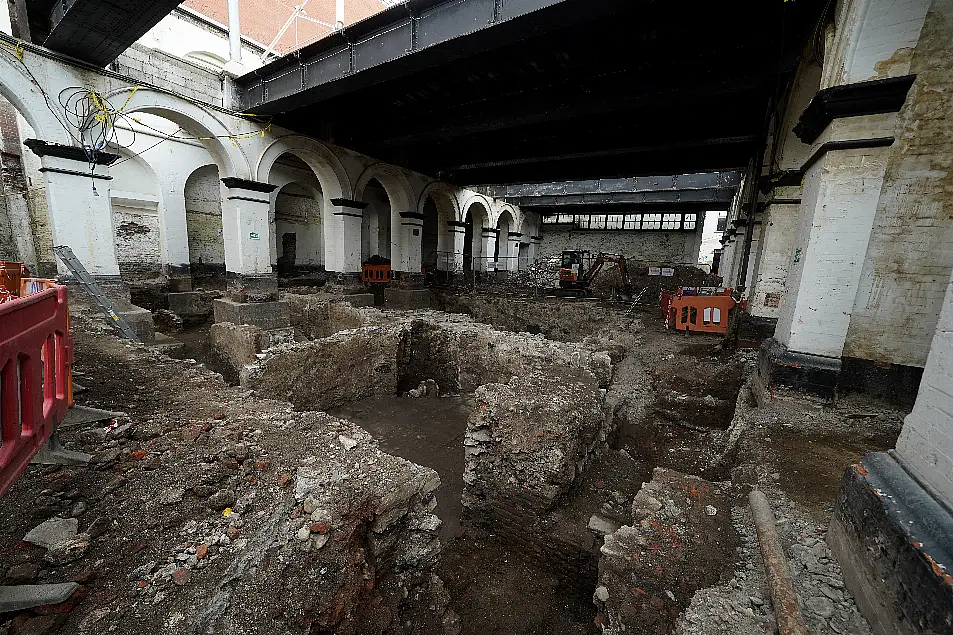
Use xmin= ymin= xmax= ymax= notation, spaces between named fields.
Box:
xmin=460 ymin=370 xmax=614 ymax=579
xmin=285 ymin=293 xmax=376 ymax=339
xmin=244 ymin=311 xmax=614 ymax=411
xmin=463 ymin=371 xmax=610 ymax=519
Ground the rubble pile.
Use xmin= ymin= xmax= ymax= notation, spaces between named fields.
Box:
xmin=0 ymin=323 xmax=457 ymax=635
xmin=595 ymin=468 xmax=738 ymax=635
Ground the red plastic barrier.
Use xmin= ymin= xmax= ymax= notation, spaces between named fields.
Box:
xmin=0 ymin=286 xmax=72 ymax=495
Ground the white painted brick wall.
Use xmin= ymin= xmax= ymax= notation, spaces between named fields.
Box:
xmin=749 ymin=203 xmax=798 ymax=319
xmin=539 ymin=225 xmax=704 ymax=266
xmin=113 ymin=207 xmax=162 ymax=277
xmin=897 ymin=269 xmax=953 ymax=507
xmin=775 ymin=146 xmax=889 ymax=357
xmin=826 ymin=0 xmax=931 ymax=86
xmin=112 ymin=44 xmax=224 ymax=108
xmin=844 ymin=0 xmax=953 ymax=367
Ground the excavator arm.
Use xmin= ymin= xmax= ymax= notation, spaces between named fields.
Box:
xmin=582 ymin=253 xmax=634 ymax=296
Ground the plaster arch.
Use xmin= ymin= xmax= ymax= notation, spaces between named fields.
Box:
xmin=462 ymin=197 xmax=491 ymax=272
xmin=256 ymin=135 xmax=350 ymax=200
xmin=354 ymin=163 xmax=414 ymax=212
xmin=354 ymin=164 xmax=417 ymax=269
xmin=460 ymin=193 xmax=493 ymax=225
xmin=418 ymin=182 xmax=460 ymax=272
xmin=417 ymin=182 xmax=461 ymax=220
xmin=0 ymin=54 xmax=70 ymax=145
xmin=103 ymin=87 xmax=251 ymax=179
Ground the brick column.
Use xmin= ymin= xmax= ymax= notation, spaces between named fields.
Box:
xmin=398 ymin=211 xmax=424 ymax=273
xmin=480 ymin=227 xmax=498 ymax=272
xmin=220 ymin=177 xmax=278 ymax=299
xmin=505 ymin=232 xmax=522 ymax=271
xmin=326 ymin=198 xmax=367 ymax=274
xmin=24 ymin=139 xmax=120 ymax=278
xmin=760 ymin=74 xmax=915 ymax=398
xmin=747 ymin=183 xmax=800 ymax=319
xmin=445 ymin=221 xmax=466 ymax=271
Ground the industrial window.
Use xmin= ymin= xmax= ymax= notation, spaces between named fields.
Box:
xmin=662 ymin=213 xmax=681 ymax=229
xmin=541 ymin=211 xmax=697 ymax=230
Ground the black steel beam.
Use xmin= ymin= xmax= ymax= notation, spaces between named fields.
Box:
xmin=506 ymin=187 xmax=736 ymax=207
xmin=238 ymin=0 xmax=626 ymax=113
xmin=478 ymin=172 xmax=740 ymax=198
xmin=42 ymin=0 xmax=182 ymax=67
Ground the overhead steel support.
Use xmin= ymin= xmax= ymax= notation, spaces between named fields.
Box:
xmin=238 ymin=0 xmax=615 ymax=111
xmin=507 ymin=188 xmax=737 ymax=208
xmin=41 ymin=0 xmax=182 ymax=67
xmin=477 ymin=172 xmax=741 ymax=208
xmin=479 ymin=172 xmax=741 ymax=198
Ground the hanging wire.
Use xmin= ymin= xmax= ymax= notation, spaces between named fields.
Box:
xmin=0 ymin=37 xmax=274 ymax=189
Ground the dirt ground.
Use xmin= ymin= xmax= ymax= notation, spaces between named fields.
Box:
xmin=0 ymin=291 xmax=909 ymax=635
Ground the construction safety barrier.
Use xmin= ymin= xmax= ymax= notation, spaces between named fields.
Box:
xmin=0 ymin=286 xmax=72 ymax=495
xmin=20 ymin=278 xmax=57 ymax=297
xmin=361 ymin=264 xmax=392 ymax=284
xmin=665 ymin=287 xmax=735 ymax=335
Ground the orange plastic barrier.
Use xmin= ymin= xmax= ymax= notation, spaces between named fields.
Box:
xmin=0 ymin=261 xmax=25 ymax=304
xmin=0 ymin=286 xmax=72 ymax=495
xmin=666 ymin=288 xmax=735 ymax=334
xmin=361 ymin=264 xmax=392 ymax=284
xmin=20 ymin=278 xmax=56 ymax=297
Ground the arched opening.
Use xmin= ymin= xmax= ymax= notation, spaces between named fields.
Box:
xmin=0 ymin=98 xmax=51 ymax=275
xmin=184 ymin=164 xmax=225 ymax=282
xmin=421 ymin=197 xmax=439 ymax=274
xmin=110 ymin=150 xmax=162 ymax=281
xmin=463 ymin=201 xmax=489 ymax=273
xmin=495 ymin=209 xmax=515 ymax=270
xmin=361 ymin=178 xmax=392 ymax=263
xmin=267 ymin=153 xmax=325 ymax=277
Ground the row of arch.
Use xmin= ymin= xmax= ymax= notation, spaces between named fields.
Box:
xmin=0 ymin=50 xmax=536 ymax=278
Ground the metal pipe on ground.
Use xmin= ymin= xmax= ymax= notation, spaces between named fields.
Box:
xmin=749 ymin=489 xmax=808 ymax=635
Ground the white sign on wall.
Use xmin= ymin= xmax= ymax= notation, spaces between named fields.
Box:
xmin=661 ymin=267 xmax=675 ymax=276
xmin=648 ymin=267 xmax=661 ymax=276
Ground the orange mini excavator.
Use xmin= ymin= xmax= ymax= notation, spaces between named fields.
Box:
xmin=557 ymin=251 xmax=634 ymax=299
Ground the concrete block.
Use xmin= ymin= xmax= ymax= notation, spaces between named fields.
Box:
xmin=168 ymin=291 xmax=215 ymax=321
xmin=213 ymin=299 xmax=290 ymax=329
xmin=23 ymin=517 xmax=78 ymax=549
xmin=120 ymin=307 xmax=155 ymax=343
xmin=384 ymin=288 xmax=433 ymax=310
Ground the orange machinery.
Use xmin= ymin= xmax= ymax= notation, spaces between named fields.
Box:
xmin=663 ymin=287 xmax=736 ymax=334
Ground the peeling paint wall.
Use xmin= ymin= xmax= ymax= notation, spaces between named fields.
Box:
xmin=823 ymin=0 xmax=932 ymax=88
xmin=749 ymin=203 xmax=798 ymax=319
xmin=845 ymin=1 xmax=953 ymax=367
xmin=184 ymin=164 xmax=224 ymax=275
